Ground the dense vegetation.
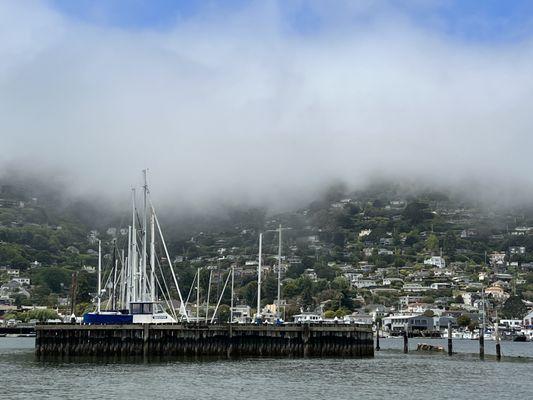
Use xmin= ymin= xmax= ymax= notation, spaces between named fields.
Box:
xmin=1 ymin=178 xmax=532 ymax=320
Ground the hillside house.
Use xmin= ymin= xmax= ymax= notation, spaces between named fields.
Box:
xmin=424 ymin=256 xmax=446 ymax=269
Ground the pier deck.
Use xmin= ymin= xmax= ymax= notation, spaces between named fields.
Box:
xmin=35 ymin=323 xmax=374 ymax=358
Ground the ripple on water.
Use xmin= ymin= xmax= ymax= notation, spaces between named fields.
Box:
xmin=1 ymin=338 xmax=532 ymax=400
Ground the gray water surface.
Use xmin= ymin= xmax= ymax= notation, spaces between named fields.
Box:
xmin=1 ymin=338 xmax=532 ymax=399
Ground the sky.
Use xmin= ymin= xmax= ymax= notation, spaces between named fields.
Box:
xmin=2 ymin=1 xmax=533 ymax=211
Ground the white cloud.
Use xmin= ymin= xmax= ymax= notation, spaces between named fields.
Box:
xmin=2 ymin=1 xmax=533 ymax=211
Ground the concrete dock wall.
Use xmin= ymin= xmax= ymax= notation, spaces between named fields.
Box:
xmin=35 ymin=324 xmax=374 ymax=358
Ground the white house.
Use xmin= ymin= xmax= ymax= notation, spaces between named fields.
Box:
xmin=430 ymin=282 xmax=452 ymax=290
xmin=382 ymin=314 xmax=435 ymax=332
xmin=522 ymin=311 xmax=533 ymax=328
xmin=424 ymin=256 xmax=446 ymax=269
xmin=304 ymin=269 xmax=318 ymax=282
xmin=378 ymin=249 xmax=394 ymax=256
xmin=500 ymin=319 xmax=522 ymax=329
xmin=352 ymin=279 xmax=377 ymax=289
xmin=359 ymin=229 xmax=372 ymax=238
xmin=82 ymin=265 xmax=96 ymax=274
xmin=509 ymin=246 xmax=526 ymax=255
xmin=403 ymin=284 xmax=430 ymax=292
xmin=231 ymin=305 xmax=252 ymax=324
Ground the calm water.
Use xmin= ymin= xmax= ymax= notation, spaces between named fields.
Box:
xmin=1 ymin=338 xmax=532 ymax=399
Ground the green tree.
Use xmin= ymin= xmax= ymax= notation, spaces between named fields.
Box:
xmin=34 ymin=266 xmax=70 ymax=293
xmin=457 ymin=314 xmax=471 ymax=327
xmin=425 ymin=234 xmax=439 ymax=253
xmin=403 ymin=202 xmax=431 ymax=225
xmin=300 ymin=277 xmax=314 ymax=307
xmin=216 ymin=304 xmax=231 ymax=323
xmin=21 ymin=308 xmax=60 ymax=322
xmin=286 ymin=263 xmax=305 ymax=279
xmin=443 ymin=232 xmax=457 ymax=258
xmin=501 ymin=296 xmax=528 ymax=319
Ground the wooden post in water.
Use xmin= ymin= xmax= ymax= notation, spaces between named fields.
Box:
xmin=495 ymin=313 xmax=501 ymax=361
xmin=375 ymin=321 xmax=380 ymax=351
xmin=447 ymin=321 xmax=453 ymax=356
xmin=479 ymin=287 xmax=485 ymax=360
xmin=143 ymin=324 xmax=150 ymax=358
xmin=403 ymin=323 xmax=408 ymax=354
xmin=479 ymin=324 xmax=485 ymax=360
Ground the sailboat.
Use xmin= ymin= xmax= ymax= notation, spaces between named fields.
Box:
xmin=83 ymin=171 xmax=188 ymax=324
xmin=253 ymin=225 xmax=286 ymax=325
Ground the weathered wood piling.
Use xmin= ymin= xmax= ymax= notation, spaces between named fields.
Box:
xmin=375 ymin=322 xmax=380 ymax=351
xmin=447 ymin=321 xmax=453 ymax=356
xmin=403 ymin=324 xmax=409 ymax=353
xmin=35 ymin=324 xmax=374 ymax=358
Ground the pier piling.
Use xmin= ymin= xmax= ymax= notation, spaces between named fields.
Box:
xmin=447 ymin=321 xmax=452 ymax=356
xmin=375 ymin=322 xmax=380 ymax=351
xmin=35 ymin=324 xmax=374 ymax=359
xmin=479 ymin=327 xmax=485 ymax=360
xmin=495 ymin=317 xmax=501 ymax=361
xmin=403 ymin=324 xmax=408 ymax=354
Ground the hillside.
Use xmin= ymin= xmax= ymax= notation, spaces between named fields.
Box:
xmin=1 ymin=177 xmax=532 ymax=321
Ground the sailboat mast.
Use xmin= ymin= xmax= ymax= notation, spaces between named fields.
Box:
xmin=151 ymin=207 xmax=189 ymax=320
xmin=150 ymin=210 xmax=156 ymax=302
xmin=97 ymin=240 xmax=102 ymax=313
xmin=257 ymin=233 xmax=263 ymax=320
xmin=126 ymin=225 xmax=132 ymax=307
xmin=111 ymin=244 xmax=117 ymax=310
xmin=196 ymin=267 xmax=200 ymax=322
xmin=131 ymin=188 xmax=137 ymax=303
xmin=120 ymin=249 xmax=126 ymax=309
xmin=230 ymin=266 xmax=234 ymax=324
xmin=112 ymin=252 xmax=117 ymax=310
xmin=141 ymin=170 xmax=148 ymax=301
xmin=205 ymin=270 xmax=212 ymax=322
xmin=277 ymin=224 xmax=282 ymax=309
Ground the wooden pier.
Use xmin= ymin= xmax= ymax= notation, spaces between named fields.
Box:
xmin=35 ymin=323 xmax=374 ymax=358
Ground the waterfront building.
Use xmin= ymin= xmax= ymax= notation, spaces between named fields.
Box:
xmin=523 ymin=311 xmax=533 ymax=328
xmin=231 ymin=305 xmax=252 ymax=324
xmin=382 ymin=314 xmax=435 ymax=333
